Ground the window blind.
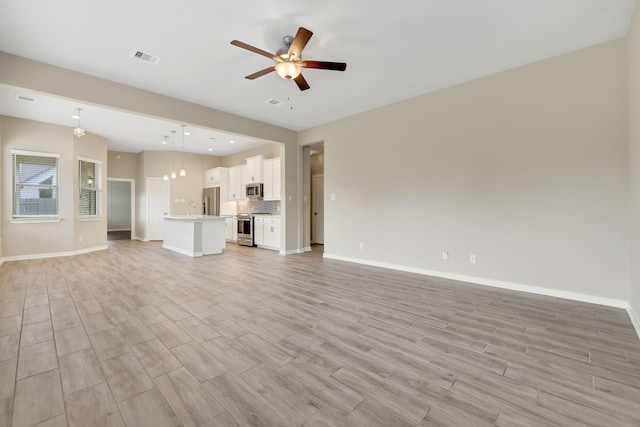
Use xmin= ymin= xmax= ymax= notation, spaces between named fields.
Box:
xmin=79 ymin=159 xmax=101 ymax=216
xmin=13 ymin=152 xmax=59 ymax=216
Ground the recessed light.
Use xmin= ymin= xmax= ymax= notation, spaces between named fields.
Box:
xmin=208 ymin=137 xmax=216 ymax=141
xmin=184 ymin=132 xmax=190 ymax=136
xmin=208 ymin=148 xmax=213 ymax=151
xmin=229 ymin=140 xmax=235 ymax=144
xmin=72 ymin=114 xmax=80 ymax=119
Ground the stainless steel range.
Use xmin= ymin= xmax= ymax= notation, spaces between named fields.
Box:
xmin=237 ymin=213 xmax=254 ymax=246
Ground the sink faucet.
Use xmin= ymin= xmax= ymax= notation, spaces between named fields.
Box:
xmin=187 ymin=201 xmax=196 ymax=216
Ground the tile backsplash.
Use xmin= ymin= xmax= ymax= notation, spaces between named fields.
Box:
xmin=237 ymin=200 xmax=281 ymax=214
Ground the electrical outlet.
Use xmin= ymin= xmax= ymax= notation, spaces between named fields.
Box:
xmin=470 ymin=254 xmax=477 ymax=264
xmin=442 ymin=252 xmax=449 ymax=261
xmin=331 ymin=194 xmax=336 ymax=201
xmin=78 ymin=235 xmax=83 ymax=242
xmin=359 ymin=242 xmax=364 ymax=250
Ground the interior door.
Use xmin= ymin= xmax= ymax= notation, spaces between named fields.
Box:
xmin=147 ymin=177 xmax=169 ymax=241
xmin=312 ymin=174 xmax=324 ymax=244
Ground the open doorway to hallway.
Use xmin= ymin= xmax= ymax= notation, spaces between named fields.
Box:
xmin=310 ymin=143 xmax=324 ymax=246
xmin=107 ymin=178 xmax=135 ymax=241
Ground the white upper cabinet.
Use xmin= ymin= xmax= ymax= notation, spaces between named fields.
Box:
xmin=228 ymin=165 xmax=247 ymax=200
xmin=262 ymin=158 xmax=281 ymax=201
xmin=245 ymin=155 xmax=264 ymax=184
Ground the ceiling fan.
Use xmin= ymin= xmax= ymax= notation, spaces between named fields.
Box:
xmin=231 ymin=27 xmax=347 ymax=91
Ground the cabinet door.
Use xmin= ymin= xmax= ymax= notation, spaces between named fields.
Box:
xmin=254 ymin=220 xmax=264 ymax=245
xmin=272 ymin=158 xmax=281 ymax=200
xmin=263 ymin=218 xmax=281 ymax=249
xmin=245 ymin=156 xmax=263 ymax=183
xmin=229 ymin=166 xmax=244 ymax=200
xmin=204 ymin=169 xmax=215 ymax=188
xmin=224 ymin=218 xmax=233 ymax=241
xmin=262 ymin=160 xmax=274 ymax=200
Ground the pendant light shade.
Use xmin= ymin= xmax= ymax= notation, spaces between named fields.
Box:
xmin=73 ymin=108 xmax=85 ymax=137
xmin=179 ymin=124 xmax=187 ymax=177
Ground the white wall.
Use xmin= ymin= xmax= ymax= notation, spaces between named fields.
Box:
xmin=628 ymin=3 xmax=640 ymax=331
xmin=300 ymin=39 xmax=629 ymax=303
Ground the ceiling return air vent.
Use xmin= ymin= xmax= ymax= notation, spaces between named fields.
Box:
xmin=265 ymin=98 xmax=284 ymax=107
xmin=16 ymin=95 xmax=36 ymax=103
xmin=130 ymin=50 xmax=162 ymax=65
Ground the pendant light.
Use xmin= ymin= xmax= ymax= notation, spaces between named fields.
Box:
xmin=179 ymin=124 xmax=187 ymax=177
xmin=162 ymin=135 xmax=169 ymax=181
xmin=72 ymin=108 xmax=85 ymax=137
xmin=170 ymin=130 xmax=177 ymax=179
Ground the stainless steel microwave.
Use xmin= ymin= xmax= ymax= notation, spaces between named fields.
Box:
xmin=246 ymin=183 xmax=263 ymax=199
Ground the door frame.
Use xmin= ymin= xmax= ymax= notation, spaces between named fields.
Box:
xmin=107 ymin=178 xmax=135 ymax=239
xmin=145 ymin=177 xmax=170 ymax=241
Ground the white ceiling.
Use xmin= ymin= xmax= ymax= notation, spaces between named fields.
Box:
xmin=0 ymin=0 xmax=636 ymax=155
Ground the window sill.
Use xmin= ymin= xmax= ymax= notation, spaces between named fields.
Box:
xmin=77 ymin=216 xmax=104 ymax=222
xmin=11 ymin=217 xmax=62 ymax=224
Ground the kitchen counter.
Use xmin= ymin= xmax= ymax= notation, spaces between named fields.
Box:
xmin=163 ymin=215 xmax=225 ymax=257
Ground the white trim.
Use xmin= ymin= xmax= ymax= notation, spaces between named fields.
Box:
xmin=1 ymin=245 xmax=108 ymax=262
xmin=11 ymin=149 xmax=60 ymax=158
xmin=628 ymin=306 xmax=640 ymax=340
xmin=77 ymin=216 xmax=104 ymax=222
xmin=10 ymin=217 xmax=62 ymax=224
xmin=77 ymin=156 xmax=103 ymax=165
xmin=301 ymin=246 xmax=312 ymax=252
xmin=322 ymin=253 xmax=629 ymax=309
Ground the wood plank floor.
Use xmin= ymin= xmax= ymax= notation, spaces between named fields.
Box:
xmin=1 ymin=240 xmax=640 ymax=426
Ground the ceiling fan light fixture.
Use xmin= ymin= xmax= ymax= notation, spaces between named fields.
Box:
xmin=275 ymin=61 xmax=301 ymax=80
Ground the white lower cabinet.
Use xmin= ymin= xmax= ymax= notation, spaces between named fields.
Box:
xmin=253 ymin=216 xmax=280 ymax=250
xmin=254 ymin=217 xmax=264 ymax=246
xmin=262 ymin=217 xmax=281 ymax=250
xmin=224 ymin=217 xmax=237 ymax=242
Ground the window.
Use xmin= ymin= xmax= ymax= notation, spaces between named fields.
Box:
xmin=79 ymin=158 xmax=102 ymax=216
xmin=12 ymin=150 xmax=59 ymax=217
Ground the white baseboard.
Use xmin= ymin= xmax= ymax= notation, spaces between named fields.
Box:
xmin=1 ymin=245 xmax=109 ymax=263
xmin=323 ymin=253 xmax=629 ymax=310
xmin=161 ymin=244 xmax=201 ymax=257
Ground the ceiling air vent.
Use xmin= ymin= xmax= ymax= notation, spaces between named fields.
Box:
xmin=130 ymin=50 xmax=162 ymax=65
xmin=265 ymin=98 xmax=284 ymax=107
xmin=16 ymin=95 xmax=36 ymax=103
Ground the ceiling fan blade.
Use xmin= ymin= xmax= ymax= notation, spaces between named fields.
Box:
xmin=294 ymin=74 xmax=310 ymax=91
xmin=245 ymin=67 xmax=275 ymax=80
xmin=287 ymin=27 xmax=313 ymax=59
xmin=231 ymin=40 xmax=278 ymax=61
xmin=302 ymin=61 xmax=347 ymax=71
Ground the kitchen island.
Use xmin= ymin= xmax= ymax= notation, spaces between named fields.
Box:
xmin=163 ymin=216 xmax=226 ymax=257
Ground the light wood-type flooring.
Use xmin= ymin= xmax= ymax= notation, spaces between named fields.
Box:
xmin=1 ymin=240 xmax=640 ymax=426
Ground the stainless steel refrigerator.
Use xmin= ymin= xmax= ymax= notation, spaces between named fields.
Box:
xmin=202 ymin=187 xmax=220 ymax=216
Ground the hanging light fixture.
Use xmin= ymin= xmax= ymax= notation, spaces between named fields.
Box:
xmin=162 ymin=135 xmax=169 ymax=181
xmin=72 ymin=108 xmax=85 ymax=137
xmin=179 ymin=125 xmax=187 ymax=177
xmin=170 ymin=130 xmax=177 ymax=179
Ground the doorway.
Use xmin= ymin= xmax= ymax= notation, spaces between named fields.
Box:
xmin=309 ymin=143 xmax=325 ymax=246
xmin=146 ymin=177 xmax=170 ymax=241
xmin=312 ymin=174 xmax=324 ymax=244
xmin=107 ymin=178 xmax=135 ymax=241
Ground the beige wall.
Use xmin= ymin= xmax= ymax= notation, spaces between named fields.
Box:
xmin=107 ymin=151 xmax=139 ymax=179
xmin=628 ymin=3 xmax=640 ymax=328
xmin=310 ymin=153 xmax=324 ymax=176
xmin=1 ymin=116 xmax=107 ymax=257
xmin=300 ymin=39 xmax=630 ymax=302
xmin=222 ymin=143 xmax=281 ymax=167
